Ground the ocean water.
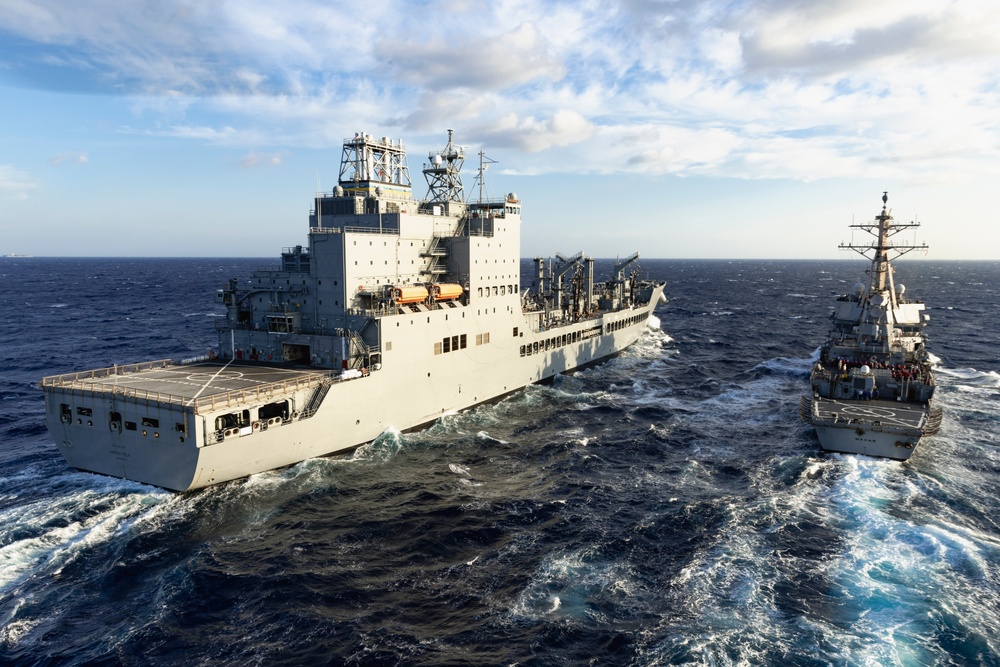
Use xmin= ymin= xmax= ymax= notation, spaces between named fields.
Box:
xmin=1 ymin=257 xmax=998 ymax=666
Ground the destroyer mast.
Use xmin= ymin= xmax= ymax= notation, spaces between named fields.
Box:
xmin=840 ymin=191 xmax=927 ymax=319
xmin=801 ymin=192 xmax=940 ymax=460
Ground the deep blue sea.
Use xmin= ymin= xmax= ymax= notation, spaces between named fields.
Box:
xmin=1 ymin=257 xmax=998 ymax=666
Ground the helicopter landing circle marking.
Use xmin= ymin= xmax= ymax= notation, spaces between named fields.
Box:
xmin=837 ymin=405 xmax=898 ymax=419
xmin=186 ymin=371 xmax=245 ymax=382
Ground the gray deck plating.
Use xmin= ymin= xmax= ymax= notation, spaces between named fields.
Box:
xmin=44 ymin=361 xmax=329 ymax=409
xmin=813 ymin=397 xmax=926 ymax=430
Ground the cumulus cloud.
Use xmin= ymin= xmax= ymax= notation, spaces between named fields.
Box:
xmin=2 ymin=0 xmax=999 ymax=183
xmin=477 ymin=110 xmax=595 ymax=152
xmin=735 ymin=0 xmax=1000 ymax=76
xmin=378 ymin=22 xmax=564 ymax=90
xmin=400 ymin=90 xmax=495 ymax=132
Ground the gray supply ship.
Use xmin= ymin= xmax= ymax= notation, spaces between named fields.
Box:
xmin=800 ymin=193 xmax=941 ymax=459
xmin=40 ymin=130 xmax=666 ymax=490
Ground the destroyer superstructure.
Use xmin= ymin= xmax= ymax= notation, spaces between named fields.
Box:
xmin=41 ymin=130 xmax=666 ymax=490
xmin=801 ymin=193 xmax=941 ymax=459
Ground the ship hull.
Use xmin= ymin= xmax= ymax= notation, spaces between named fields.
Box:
xmin=813 ymin=423 xmax=919 ymax=460
xmin=804 ymin=192 xmax=940 ymax=461
xmin=801 ymin=395 xmax=937 ymax=461
xmin=43 ymin=288 xmax=664 ymax=491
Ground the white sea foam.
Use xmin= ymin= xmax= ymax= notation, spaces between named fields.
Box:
xmin=642 ymin=449 xmax=971 ymax=665
xmin=475 ymin=430 xmax=509 ymax=445
xmin=0 ymin=618 xmax=38 ymax=647
xmin=348 ymin=427 xmax=404 ymax=463
xmin=751 ymin=355 xmax=815 ymax=376
xmin=935 ymin=366 xmax=1000 ymax=386
xmin=512 ymin=548 xmax=636 ymax=622
xmin=0 ymin=480 xmax=172 ymax=596
xmin=448 ymin=463 xmax=470 ymax=476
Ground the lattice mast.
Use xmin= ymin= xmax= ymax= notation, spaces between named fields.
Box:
xmin=423 ymin=129 xmax=465 ymax=203
xmin=338 ymin=132 xmax=411 ymax=193
xmin=840 ymin=192 xmax=927 ymax=307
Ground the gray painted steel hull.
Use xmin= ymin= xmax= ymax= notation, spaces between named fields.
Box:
xmin=813 ymin=423 xmax=918 ymax=461
xmin=41 ymin=129 xmax=668 ymax=491
xmin=801 ymin=395 xmax=938 ymax=461
xmin=804 ymin=193 xmax=940 ymax=461
xmin=43 ymin=293 xmax=663 ymax=491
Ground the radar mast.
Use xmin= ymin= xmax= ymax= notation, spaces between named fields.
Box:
xmin=338 ymin=132 xmax=411 ymax=196
xmin=840 ymin=192 xmax=927 ymax=307
xmin=423 ymin=129 xmax=465 ymax=203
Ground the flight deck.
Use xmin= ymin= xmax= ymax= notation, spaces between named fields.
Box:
xmin=41 ymin=360 xmax=332 ymax=413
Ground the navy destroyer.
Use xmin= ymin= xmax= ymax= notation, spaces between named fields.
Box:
xmin=801 ymin=193 xmax=941 ymax=459
xmin=40 ymin=130 xmax=666 ymax=490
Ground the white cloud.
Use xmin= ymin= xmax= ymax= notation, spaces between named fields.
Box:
xmin=50 ymin=151 xmax=88 ymax=166
xmin=377 ymin=22 xmax=564 ymax=90
xmin=158 ymin=125 xmax=240 ymax=142
xmin=478 ymin=110 xmax=595 ymax=152
xmin=0 ymin=164 xmax=39 ymax=199
xmin=240 ymin=151 xmax=290 ymax=168
xmin=736 ymin=0 xmax=1000 ymax=76
xmin=1 ymin=0 xmax=999 ymax=185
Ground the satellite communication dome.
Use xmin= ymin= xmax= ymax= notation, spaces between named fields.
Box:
xmin=432 ymin=154 xmax=443 ymax=166
xmin=853 ymin=282 xmax=865 ymax=296
xmin=897 ymin=284 xmax=906 ymax=296
xmin=334 ymin=185 xmax=344 ymax=196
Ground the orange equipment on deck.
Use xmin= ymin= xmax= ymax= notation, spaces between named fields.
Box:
xmin=391 ymin=286 xmax=430 ymax=304
xmin=432 ymin=284 xmax=463 ymax=301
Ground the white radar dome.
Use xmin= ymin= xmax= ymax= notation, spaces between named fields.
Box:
xmin=897 ymin=284 xmax=906 ymax=296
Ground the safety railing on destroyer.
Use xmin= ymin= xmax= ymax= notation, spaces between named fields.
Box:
xmin=40 ymin=360 xmax=334 ymax=412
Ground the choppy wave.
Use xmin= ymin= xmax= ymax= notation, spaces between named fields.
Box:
xmin=1 ymin=258 xmax=998 ymax=665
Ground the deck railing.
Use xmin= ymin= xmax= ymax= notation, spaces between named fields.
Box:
xmin=41 ymin=359 xmax=176 ymax=385
xmin=40 ymin=361 xmax=335 ymax=412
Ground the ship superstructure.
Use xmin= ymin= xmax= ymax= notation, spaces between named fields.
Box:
xmin=801 ymin=193 xmax=941 ymax=459
xmin=41 ymin=130 xmax=666 ymax=490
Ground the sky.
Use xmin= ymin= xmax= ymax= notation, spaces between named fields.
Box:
xmin=2 ymin=0 xmax=999 ymax=259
